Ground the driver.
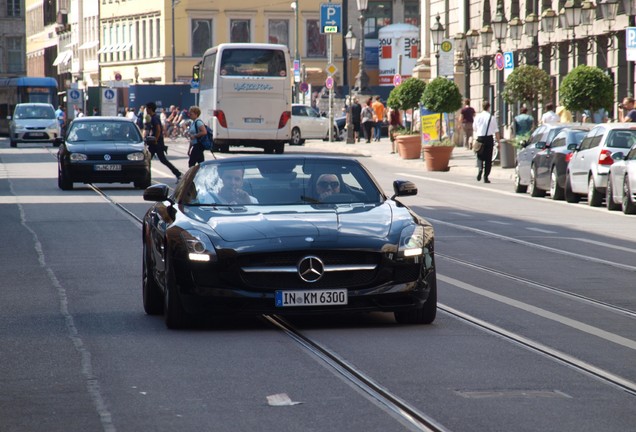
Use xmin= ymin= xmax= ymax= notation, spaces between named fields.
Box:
xmin=315 ymin=174 xmax=341 ymax=201
xmin=217 ymin=167 xmax=258 ymax=204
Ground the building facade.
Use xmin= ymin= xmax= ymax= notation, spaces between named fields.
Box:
xmin=1 ymin=0 xmax=27 ymax=77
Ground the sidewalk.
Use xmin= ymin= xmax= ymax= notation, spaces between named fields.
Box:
xmin=301 ymin=136 xmax=515 ymax=183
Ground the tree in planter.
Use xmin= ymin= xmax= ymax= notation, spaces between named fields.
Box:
xmin=420 ymin=77 xmax=463 ymax=145
xmin=559 ymin=65 xmax=613 ymax=120
xmin=386 ymin=77 xmax=426 ymax=134
xmin=502 ymin=65 xmax=551 ymax=111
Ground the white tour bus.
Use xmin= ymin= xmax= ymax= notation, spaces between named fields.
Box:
xmin=199 ymin=43 xmax=292 ymax=154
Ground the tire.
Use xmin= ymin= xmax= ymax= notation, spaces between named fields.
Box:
xmin=134 ymin=169 xmax=152 ymax=189
xmin=565 ymin=173 xmax=580 ymax=203
xmin=606 ymin=177 xmax=621 ymax=211
xmin=142 ymin=239 xmax=164 ymax=315
xmin=587 ymin=176 xmax=603 ymax=207
xmin=513 ymin=164 xmax=527 ymax=193
xmin=58 ymin=165 xmax=73 ymax=190
xmin=220 ymin=144 xmax=230 ymax=153
xmin=529 ymin=166 xmax=546 ymax=197
xmin=274 ymin=142 xmax=285 ymax=154
xmin=290 ymin=127 xmax=302 ymax=146
xmin=164 ymin=253 xmax=192 ymax=329
xmin=549 ymin=167 xmax=564 ymax=200
xmin=623 ymin=177 xmax=636 ymax=214
xmin=394 ymin=280 xmax=437 ymax=325
xmin=10 ymin=140 xmax=17 ymax=148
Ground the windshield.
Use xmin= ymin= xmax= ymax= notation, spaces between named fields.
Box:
xmin=177 ymin=159 xmax=383 ymax=206
xmin=14 ymin=105 xmax=55 ymax=120
xmin=606 ymin=130 xmax=636 ymax=149
xmin=67 ymin=121 xmax=142 ymax=143
xmin=219 ymin=48 xmax=287 ymax=77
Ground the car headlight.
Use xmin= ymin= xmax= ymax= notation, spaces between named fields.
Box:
xmin=180 ymin=229 xmax=217 ymax=262
xmin=398 ymin=225 xmax=425 ymax=258
xmin=48 ymin=122 xmax=58 ymax=129
xmin=127 ymin=152 xmax=146 ymax=161
xmin=70 ymin=153 xmax=88 ymax=161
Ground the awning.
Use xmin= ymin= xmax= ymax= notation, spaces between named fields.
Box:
xmin=79 ymin=40 xmax=99 ymax=50
xmin=52 ymin=50 xmax=72 ymax=66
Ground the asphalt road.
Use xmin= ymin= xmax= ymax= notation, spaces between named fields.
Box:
xmin=1 ymin=137 xmax=635 ymax=432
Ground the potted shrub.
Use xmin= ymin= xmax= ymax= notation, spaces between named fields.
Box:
xmin=387 ymin=78 xmax=426 ymax=159
xmin=420 ymin=77 xmax=462 ymax=171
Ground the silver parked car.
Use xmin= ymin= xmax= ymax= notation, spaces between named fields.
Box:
xmin=290 ymin=104 xmax=339 ymax=145
xmin=9 ymin=103 xmax=61 ymax=148
xmin=606 ymin=143 xmax=636 ymax=214
xmin=565 ymin=124 xmax=636 ymax=206
xmin=514 ymin=123 xmax=579 ymax=193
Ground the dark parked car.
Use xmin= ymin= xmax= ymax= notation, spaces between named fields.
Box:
xmin=57 ymin=117 xmax=151 ymax=190
xmin=142 ymin=155 xmax=437 ymax=329
xmin=514 ymin=123 xmax=581 ymax=193
xmin=528 ymin=126 xmax=592 ymax=199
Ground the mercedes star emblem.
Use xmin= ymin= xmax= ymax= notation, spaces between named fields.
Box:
xmin=297 ymin=256 xmax=324 ymax=283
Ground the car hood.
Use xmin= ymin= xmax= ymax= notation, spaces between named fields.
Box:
xmin=65 ymin=142 xmax=145 ymax=152
xmin=186 ymin=203 xmax=398 ymax=242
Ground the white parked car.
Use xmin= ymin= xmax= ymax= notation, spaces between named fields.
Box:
xmin=565 ymin=123 xmax=636 ymax=206
xmin=9 ymin=103 xmax=61 ymax=148
xmin=606 ymin=143 xmax=636 ymax=214
xmin=290 ymin=104 xmax=338 ymax=145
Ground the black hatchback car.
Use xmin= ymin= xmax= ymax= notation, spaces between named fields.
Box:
xmin=142 ymin=156 xmax=437 ymax=329
xmin=57 ymin=117 xmax=151 ymax=190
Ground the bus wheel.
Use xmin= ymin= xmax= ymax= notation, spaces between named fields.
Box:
xmin=274 ymin=143 xmax=285 ymax=154
xmin=10 ymin=141 xmax=17 ymax=148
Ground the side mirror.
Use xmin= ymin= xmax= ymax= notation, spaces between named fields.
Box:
xmin=536 ymin=142 xmax=547 ymax=150
xmin=391 ymin=180 xmax=417 ymax=199
xmin=519 ymin=140 xmax=528 ymax=148
xmin=566 ymin=143 xmax=578 ymax=151
xmin=143 ymin=184 xmax=170 ymax=202
xmin=611 ymin=151 xmax=625 ymax=161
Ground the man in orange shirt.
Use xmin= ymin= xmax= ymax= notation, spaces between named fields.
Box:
xmin=372 ymin=96 xmax=386 ymax=142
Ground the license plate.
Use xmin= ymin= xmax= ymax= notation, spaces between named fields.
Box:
xmin=275 ymin=289 xmax=347 ymax=307
xmin=94 ymin=164 xmax=122 ymax=171
xmin=29 ymin=133 xmax=45 ymax=137
xmin=244 ymin=117 xmax=262 ymax=124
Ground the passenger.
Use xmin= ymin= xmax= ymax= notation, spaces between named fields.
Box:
xmin=217 ymin=166 xmax=258 ymax=204
xmin=315 ymin=173 xmax=341 ymax=201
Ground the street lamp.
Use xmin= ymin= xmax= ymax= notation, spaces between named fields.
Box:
xmin=622 ymin=0 xmax=636 ymax=96
xmin=345 ymin=26 xmax=357 ymax=144
xmin=354 ymin=0 xmax=369 ymax=92
xmin=523 ymin=12 xmax=540 ymax=65
xmin=430 ymin=15 xmax=445 ymax=76
xmin=492 ymin=2 xmax=507 ymax=126
xmin=563 ymin=0 xmax=582 ymax=66
xmin=171 ymin=0 xmax=176 ymax=83
xmin=291 ymin=1 xmax=300 ymax=103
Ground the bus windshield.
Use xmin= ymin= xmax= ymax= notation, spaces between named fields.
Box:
xmin=219 ymin=49 xmax=287 ymax=77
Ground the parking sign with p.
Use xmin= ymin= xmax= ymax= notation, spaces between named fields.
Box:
xmin=627 ymin=27 xmax=636 ymax=61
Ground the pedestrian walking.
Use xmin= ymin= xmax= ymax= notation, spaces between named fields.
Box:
xmin=541 ymin=102 xmax=560 ymax=125
xmin=473 ymin=100 xmax=500 ymax=184
xmin=186 ymin=106 xmax=207 ymax=167
xmin=350 ymin=98 xmax=362 ymax=142
xmin=556 ymin=104 xmax=572 ymax=122
xmin=458 ymin=98 xmax=475 ymax=149
xmin=143 ymin=102 xmax=182 ymax=181
xmin=372 ymin=96 xmax=386 ymax=141
xmin=388 ymin=107 xmax=402 ymax=154
xmin=361 ymin=98 xmax=375 ymax=143
xmin=55 ymin=105 xmax=66 ymax=136
xmin=513 ymin=106 xmax=535 ymax=137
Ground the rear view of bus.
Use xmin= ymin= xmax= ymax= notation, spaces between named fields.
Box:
xmin=199 ymin=43 xmax=291 ymax=154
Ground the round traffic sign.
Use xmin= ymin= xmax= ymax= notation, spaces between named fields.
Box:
xmin=393 ymin=74 xmax=402 ymax=86
xmin=299 ymin=82 xmax=309 ymax=93
xmin=495 ymin=52 xmax=505 ymax=71
xmin=325 ymin=76 xmax=334 ymax=90
xmin=115 ymin=72 xmax=122 ymax=81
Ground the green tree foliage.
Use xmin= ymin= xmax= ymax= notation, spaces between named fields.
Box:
xmin=502 ymin=65 xmax=551 ymax=107
xmin=559 ymin=65 xmax=614 ymax=113
xmin=420 ymin=77 xmax=462 ymax=142
xmin=387 ymin=77 xmax=426 ymax=111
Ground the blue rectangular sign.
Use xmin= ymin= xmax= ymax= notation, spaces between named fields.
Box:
xmin=320 ymin=3 xmax=342 ymax=34
xmin=504 ymin=52 xmax=514 ymax=70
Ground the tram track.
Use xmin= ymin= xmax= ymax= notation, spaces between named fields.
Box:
xmin=90 ymin=182 xmax=636 ymax=432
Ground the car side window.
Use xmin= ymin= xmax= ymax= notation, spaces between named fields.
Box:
xmin=292 ymin=106 xmax=302 ymax=116
xmin=627 ymin=147 xmax=636 ymax=161
xmin=530 ymin=126 xmax=545 ymax=144
xmin=579 ymin=128 xmax=599 ymax=150
xmin=589 ymin=128 xmax=603 ymax=148
xmin=550 ymin=137 xmax=565 ymax=148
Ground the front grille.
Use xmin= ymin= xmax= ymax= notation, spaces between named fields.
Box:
xmin=239 ymin=250 xmax=378 ymax=267
xmin=242 ymin=269 xmax=376 ymax=289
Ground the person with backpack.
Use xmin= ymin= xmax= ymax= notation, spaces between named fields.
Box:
xmin=186 ymin=106 xmax=208 ymax=167
xmin=144 ymin=102 xmax=182 ymax=181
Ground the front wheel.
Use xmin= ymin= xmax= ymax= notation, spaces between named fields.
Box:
xmin=550 ymin=167 xmax=564 ymax=200
xmin=142 ymin=239 xmax=164 ymax=315
xmin=134 ymin=169 xmax=152 ymax=189
xmin=394 ymin=282 xmax=437 ymax=325
xmin=290 ymin=127 xmax=302 ymax=146
xmin=623 ymin=177 xmax=636 ymax=214
xmin=164 ymin=253 xmax=192 ymax=329
xmin=529 ymin=166 xmax=546 ymax=197
xmin=565 ymin=173 xmax=581 ymax=203
xmin=513 ymin=164 xmax=527 ymax=193
xmin=587 ymin=176 xmax=603 ymax=207
xmin=10 ymin=140 xmax=17 ymax=148
xmin=58 ymin=165 xmax=73 ymax=190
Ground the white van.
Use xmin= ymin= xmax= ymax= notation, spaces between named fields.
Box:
xmin=199 ymin=43 xmax=291 ymax=154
